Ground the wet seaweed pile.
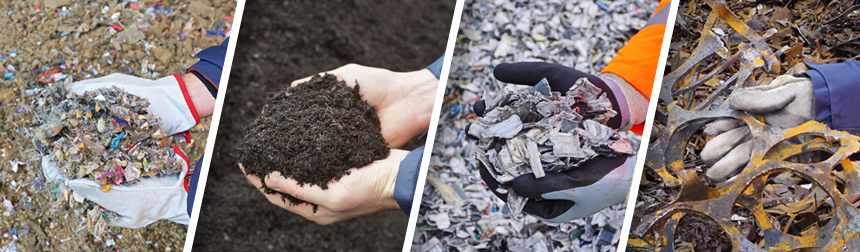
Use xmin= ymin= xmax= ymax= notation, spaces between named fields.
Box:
xmin=469 ymin=78 xmax=634 ymax=214
xmin=633 ymin=0 xmax=860 ymax=250
xmin=29 ymin=84 xmax=182 ymax=186
xmin=237 ymin=74 xmax=390 ymax=209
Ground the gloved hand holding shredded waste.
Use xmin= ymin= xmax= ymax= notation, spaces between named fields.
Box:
xmin=701 ymin=75 xmax=814 ymax=181
xmin=55 ymin=73 xmax=215 ymax=228
xmin=468 ymin=62 xmax=640 ymax=223
xmin=475 ymin=62 xmax=650 ymax=131
xmin=702 ymin=60 xmax=860 ymax=182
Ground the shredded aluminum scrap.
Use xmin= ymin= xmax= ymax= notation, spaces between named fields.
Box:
xmin=412 ymin=0 xmax=655 ymax=251
xmin=469 ymin=78 xmax=635 ymax=215
xmin=630 ymin=0 xmax=860 ymax=251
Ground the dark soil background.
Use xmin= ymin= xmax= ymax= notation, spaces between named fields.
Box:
xmin=192 ymin=0 xmax=455 ymax=251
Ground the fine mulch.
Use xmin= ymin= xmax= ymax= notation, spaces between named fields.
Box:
xmin=236 ymin=73 xmax=389 ymax=208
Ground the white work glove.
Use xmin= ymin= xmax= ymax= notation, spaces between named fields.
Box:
xmin=68 ymin=73 xmax=200 ymax=136
xmin=701 ymin=75 xmax=814 ymax=180
xmin=65 ymin=145 xmax=191 ymax=228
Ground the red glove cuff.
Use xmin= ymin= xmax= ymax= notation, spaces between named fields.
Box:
xmin=173 ymin=73 xmax=201 ymax=125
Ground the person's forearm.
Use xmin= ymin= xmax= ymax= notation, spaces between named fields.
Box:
xmin=804 ymin=60 xmax=860 ymax=136
xmin=604 ymin=73 xmax=649 ymax=126
xmin=187 ymin=38 xmax=228 ymax=98
xmin=182 ymin=73 xmax=216 ymax=118
xmin=392 ymin=146 xmax=425 ymax=215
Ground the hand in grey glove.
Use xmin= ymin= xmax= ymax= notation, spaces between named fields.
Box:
xmin=701 ymin=75 xmax=814 ymax=180
xmin=480 ymin=155 xmax=635 ymax=223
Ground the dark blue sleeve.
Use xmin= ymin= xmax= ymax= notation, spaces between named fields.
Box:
xmin=187 ymin=38 xmax=229 ymax=98
xmin=427 ymin=55 xmax=444 ymax=79
xmin=187 ymin=155 xmax=203 ymax=216
xmin=805 ymin=60 xmax=860 ymax=135
xmin=393 ymin=146 xmax=424 ymax=215
xmin=391 ymin=56 xmax=444 ymax=214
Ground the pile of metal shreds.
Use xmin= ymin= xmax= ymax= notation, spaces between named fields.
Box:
xmin=413 ymin=0 xmax=655 ymax=251
xmin=469 ymin=78 xmax=635 ymax=214
xmin=25 ymin=81 xmax=183 ymax=240
xmin=630 ymin=0 xmax=860 ymax=251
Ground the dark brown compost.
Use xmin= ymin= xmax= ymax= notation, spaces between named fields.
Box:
xmin=236 ymin=73 xmax=390 ymax=208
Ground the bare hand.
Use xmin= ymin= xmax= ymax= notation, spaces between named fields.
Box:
xmin=291 ymin=64 xmax=438 ymax=148
xmin=239 ymin=149 xmax=409 ymax=225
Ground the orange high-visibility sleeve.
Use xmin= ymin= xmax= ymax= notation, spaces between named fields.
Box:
xmin=602 ymin=0 xmax=671 ymax=100
xmin=602 ymin=0 xmax=671 ymax=134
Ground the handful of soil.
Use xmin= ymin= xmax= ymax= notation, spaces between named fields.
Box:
xmin=237 ymin=74 xmax=390 ymax=209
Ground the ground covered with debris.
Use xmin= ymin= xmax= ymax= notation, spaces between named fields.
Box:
xmin=192 ymin=0 xmax=454 ymax=251
xmin=237 ymin=73 xmax=390 ymax=209
xmin=412 ymin=0 xmax=656 ymax=251
xmin=0 ymin=0 xmax=233 ymax=250
xmin=630 ymin=0 xmax=860 ymax=251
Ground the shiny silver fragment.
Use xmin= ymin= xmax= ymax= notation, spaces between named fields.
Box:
xmin=507 ymin=188 xmax=528 ymax=216
xmin=483 ymin=115 xmax=523 ymax=139
xmin=550 ymin=132 xmax=589 ymax=159
xmin=526 ymin=139 xmax=544 ymax=178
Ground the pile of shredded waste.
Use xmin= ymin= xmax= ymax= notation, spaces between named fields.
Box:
xmin=0 ymin=0 xmax=231 ymax=250
xmin=633 ymin=0 xmax=860 ymax=250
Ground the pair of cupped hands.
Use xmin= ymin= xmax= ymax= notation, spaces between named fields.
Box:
xmin=239 ymin=64 xmax=439 ymax=225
